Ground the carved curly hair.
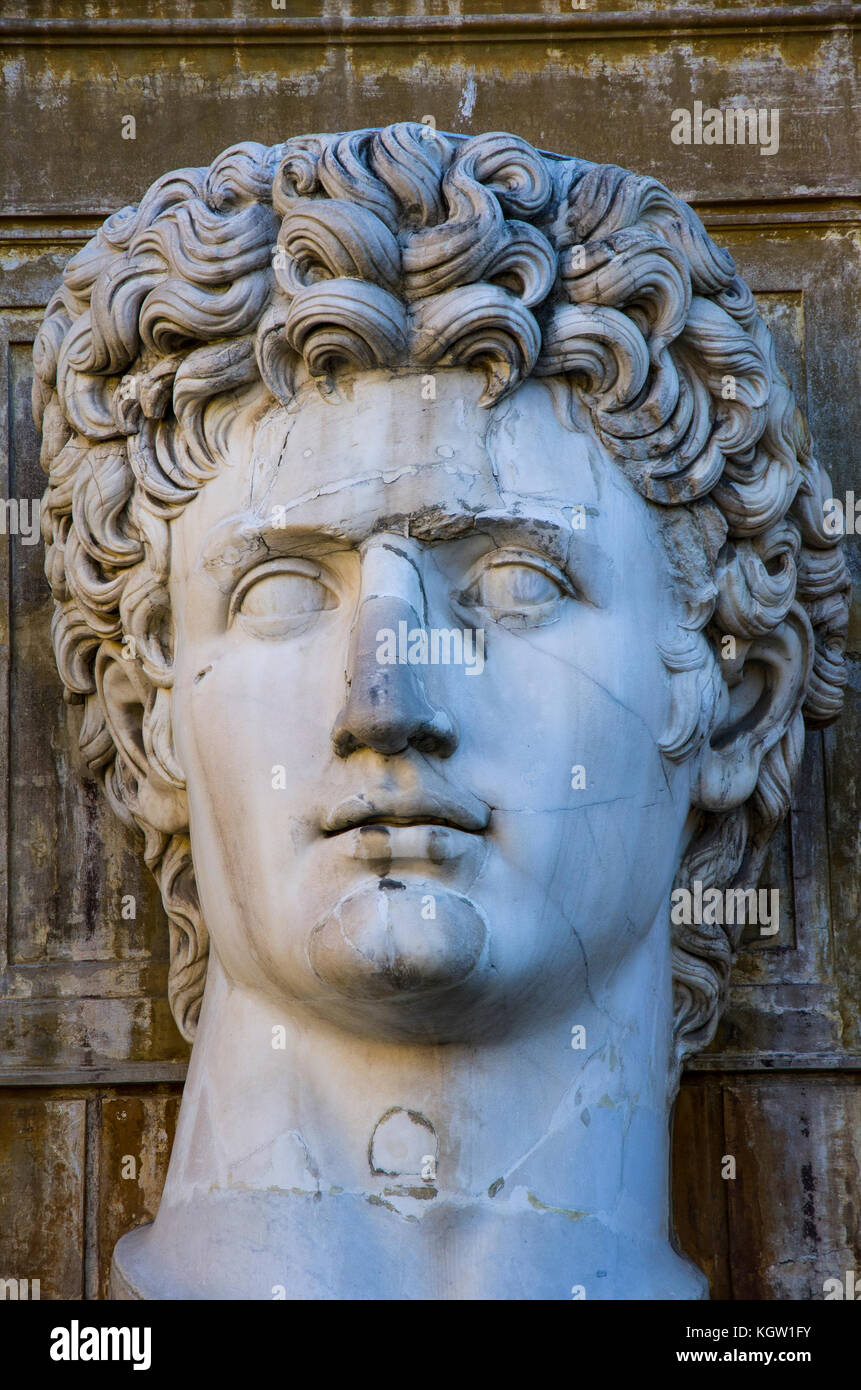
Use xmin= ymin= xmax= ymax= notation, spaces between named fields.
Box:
xmin=32 ymin=123 xmax=849 ymax=1074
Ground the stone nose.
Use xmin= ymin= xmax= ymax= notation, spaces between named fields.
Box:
xmin=331 ymin=540 xmax=458 ymax=760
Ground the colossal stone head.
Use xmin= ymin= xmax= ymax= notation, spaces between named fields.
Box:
xmin=33 ymin=125 xmax=848 ymax=1109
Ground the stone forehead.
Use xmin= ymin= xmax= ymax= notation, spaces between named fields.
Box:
xmin=249 ymin=371 xmax=606 ymax=507
xmin=172 ymin=372 xmax=640 ymax=565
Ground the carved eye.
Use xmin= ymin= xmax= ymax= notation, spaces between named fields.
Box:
xmin=230 ymin=559 xmax=337 ymax=638
xmin=461 ymin=552 xmax=573 ymax=624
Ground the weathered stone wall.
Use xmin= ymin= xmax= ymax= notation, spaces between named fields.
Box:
xmin=1 ymin=0 xmax=859 ymax=1299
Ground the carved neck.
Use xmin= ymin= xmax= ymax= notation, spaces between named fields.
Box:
xmin=113 ymin=909 xmax=706 ymax=1300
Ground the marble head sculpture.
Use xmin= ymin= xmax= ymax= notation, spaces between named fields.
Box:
xmin=33 ymin=125 xmax=849 ymax=1299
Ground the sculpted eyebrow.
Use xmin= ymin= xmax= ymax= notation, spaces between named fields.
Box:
xmin=203 ymin=508 xmax=590 ymax=551
xmin=197 ymin=509 xmax=603 ymax=594
xmin=198 ymin=519 xmax=352 ymax=584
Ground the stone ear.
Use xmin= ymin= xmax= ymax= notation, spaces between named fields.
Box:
xmin=693 ymin=605 xmax=812 ymax=812
xmin=94 ymin=642 xmax=188 ymax=835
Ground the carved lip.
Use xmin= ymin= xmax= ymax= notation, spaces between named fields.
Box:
xmin=322 ymin=791 xmax=490 ymax=837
